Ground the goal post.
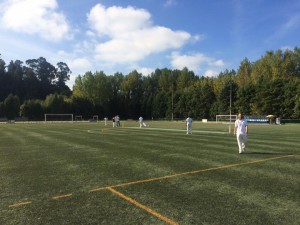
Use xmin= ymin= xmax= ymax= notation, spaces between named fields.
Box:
xmin=44 ymin=114 xmax=74 ymax=122
xmin=75 ymin=115 xmax=83 ymax=121
xmin=216 ymin=115 xmax=237 ymax=123
xmin=216 ymin=114 xmax=237 ymax=134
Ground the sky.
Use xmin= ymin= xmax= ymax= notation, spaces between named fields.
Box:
xmin=0 ymin=0 xmax=300 ymax=89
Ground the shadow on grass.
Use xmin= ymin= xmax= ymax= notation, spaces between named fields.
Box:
xmin=244 ymin=152 xmax=297 ymax=155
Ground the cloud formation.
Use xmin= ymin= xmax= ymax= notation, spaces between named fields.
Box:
xmin=170 ymin=52 xmax=225 ymax=76
xmin=0 ymin=1 xmax=226 ymax=83
xmin=0 ymin=0 xmax=71 ymax=41
xmin=87 ymin=4 xmax=191 ymax=65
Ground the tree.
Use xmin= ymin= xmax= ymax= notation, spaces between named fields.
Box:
xmin=20 ymin=99 xmax=44 ymax=120
xmin=25 ymin=57 xmax=56 ymax=99
xmin=253 ymin=78 xmax=286 ymax=116
xmin=26 ymin=57 xmax=56 ymax=84
xmin=55 ymin=62 xmax=71 ymax=95
xmin=106 ymin=73 xmax=124 ymax=117
xmin=120 ymin=70 xmax=143 ymax=118
xmin=293 ymin=83 xmax=300 ymax=118
xmin=6 ymin=60 xmax=24 ymax=98
xmin=70 ymin=96 xmax=94 ymax=119
xmin=197 ymin=78 xmax=216 ymax=119
xmin=279 ymin=79 xmax=298 ymax=118
xmin=3 ymin=94 xmax=20 ymax=119
xmin=152 ymin=91 xmax=168 ymax=119
xmin=215 ymin=70 xmax=237 ymax=115
xmin=235 ymin=84 xmax=256 ymax=115
xmin=237 ymin=58 xmax=252 ymax=86
xmin=43 ymin=93 xmax=69 ymax=113
xmin=0 ymin=102 xmax=5 ymax=117
xmin=0 ymin=54 xmax=5 ymax=76
xmin=177 ymin=67 xmax=197 ymax=90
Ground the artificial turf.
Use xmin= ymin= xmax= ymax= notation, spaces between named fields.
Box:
xmin=0 ymin=121 xmax=299 ymax=225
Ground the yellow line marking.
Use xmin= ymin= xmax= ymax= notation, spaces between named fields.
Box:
xmin=52 ymin=193 xmax=73 ymax=200
xmin=89 ymin=187 xmax=108 ymax=192
xmin=107 ymin=187 xmax=178 ymax=225
xmin=9 ymin=201 xmax=32 ymax=208
xmin=8 ymin=154 xmax=299 ymax=207
xmin=90 ymin=154 xmax=298 ymax=192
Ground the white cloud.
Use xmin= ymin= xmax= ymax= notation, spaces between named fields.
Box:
xmin=68 ymin=58 xmax=92 ymax=73
xmin=0 ymin=0 xmax=71 ymax=42
xmin=87 ymin=4 xmax=151 ymax=38
xmin=137 ymin=67 xmax=155 ymax=76
xmin=210 ymin=59 xmax=225 ymax=67
xmin=170 ymin=52 xmax=225 ymax=76
xmin=87 ymin=4 xmax=191 ymax=65
xmin=204 ymin=70 xmax=219 ymax=77
xmin=65 ymin=58 xmax=93 ymax=88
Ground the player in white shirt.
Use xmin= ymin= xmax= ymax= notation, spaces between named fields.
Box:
xmin=139 ymin=116 xmax=147 ymax=128
xmin=115 ymin=115 xmax=120 ymax=127
xmin=186 ymin=116 xmax=192 ymax=134
xmin=234 ymin=113 xmax=248 ymax=154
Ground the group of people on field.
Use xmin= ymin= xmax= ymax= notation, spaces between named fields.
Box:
xmin=112 ymin=115 xmax=120 ymax=128
xmin=185 ymin=113 xmax=248 ymax=154
xmin=109 ymin=113 xmax=248 ymax=154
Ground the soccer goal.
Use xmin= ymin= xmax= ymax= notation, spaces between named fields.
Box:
xmin=216 ymin=114 xmax=237 ymax=123
xmin=75 ymin=115 xmax=83 ymax=121
xmin=44 ymin=114 xmax=74 ymax=122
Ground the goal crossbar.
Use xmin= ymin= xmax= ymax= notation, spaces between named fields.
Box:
xmin=44 ymin=114 xmax=74 ymax=122
xmin=216 ymin=114 xmax=237 ymax=123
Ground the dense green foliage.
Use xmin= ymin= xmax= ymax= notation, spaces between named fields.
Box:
xmin=1 ymin=122 xmax=299 ymax=224
xmin=1 ymin=47 xmax=300 ymax=120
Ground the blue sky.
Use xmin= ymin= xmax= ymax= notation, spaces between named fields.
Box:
xmin=0 ymin=0 xmax=299 ymax=88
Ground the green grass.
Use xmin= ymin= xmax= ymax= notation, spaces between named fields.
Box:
xmin=0 ymin=121 xmax=299 ymax=225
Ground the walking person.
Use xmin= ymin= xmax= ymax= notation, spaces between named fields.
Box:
xmin=139 ymin=116 xmax=147 ymax=128
xmin=186 ymin=116 xmax=192 ymax=134
xmin=234 ymin=113 xmax=248 ymax=154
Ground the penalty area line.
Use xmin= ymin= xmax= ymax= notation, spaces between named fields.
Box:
xmin=107 ymin=187 xmax=178 ymax=225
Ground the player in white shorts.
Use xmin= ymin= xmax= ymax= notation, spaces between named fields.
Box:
xmin=234 ymin=113 xmax=248 ymax=154
xmin=186 ymin=116 xmax=192 ymax=134
xmin=139 ymin=116 xmax=147 ymax=128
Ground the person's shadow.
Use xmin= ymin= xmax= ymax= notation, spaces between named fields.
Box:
xmin=244 ymin=152 xmax=297 ymax=155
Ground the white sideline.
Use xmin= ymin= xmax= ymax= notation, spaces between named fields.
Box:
xmin=125 ymin=127 xmax=227 ymax=134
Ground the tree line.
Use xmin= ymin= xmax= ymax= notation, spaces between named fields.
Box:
xmin=1 ymin=47 xmax=300 ymax=121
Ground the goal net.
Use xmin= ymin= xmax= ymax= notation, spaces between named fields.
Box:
xmin=44 ymin=114 xmax=73 ymax=122
xmin=216 ymin=115 xmax=237 ymax=123
xmin=75 ymin=115 xmax=83 ymax=121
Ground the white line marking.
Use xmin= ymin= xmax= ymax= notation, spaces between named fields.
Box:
xmin=125 ymin=127 xmax=227 ymax=134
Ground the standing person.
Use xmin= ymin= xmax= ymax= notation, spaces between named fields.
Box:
xmin=112 ymin=116 xmax=115 ymax=128
xmin=139 ymin=116 xmax=147 ymax=128
xmin=234 ymin=113 xmax=248 ymax=154
xmin=186 ymin=116 xmax=192 ymax=134
xmin=115 ymin=115 xmax=120 ymax=127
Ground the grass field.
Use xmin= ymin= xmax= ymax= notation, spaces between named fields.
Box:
xmin=0 ymin=121 xmax=299 ymax=225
